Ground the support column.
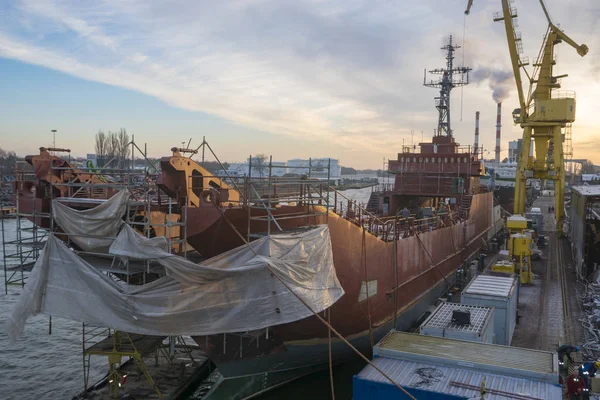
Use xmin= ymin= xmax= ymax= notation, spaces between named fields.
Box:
xmin=553 ymin=125 xmax=565 ymax=236
xmin=514 ymin=126 xmax=532 ymax=215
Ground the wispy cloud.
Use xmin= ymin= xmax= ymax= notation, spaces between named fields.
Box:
xmin=1 ymin=0 xmax=598 ymax=164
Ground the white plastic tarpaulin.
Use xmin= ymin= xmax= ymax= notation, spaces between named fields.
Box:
xmin=6 ymin=224 xmax=343 ymax=339
xmin=52 ymin=189 xmax=129 ymax=252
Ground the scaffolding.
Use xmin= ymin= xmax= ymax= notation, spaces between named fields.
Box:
xmin=197 ymin=150 xmax=465 ymax=248
xmin=0 ymin=140 xmax=201 ymax=398
xmin=2 ymin=140 xmax=192 ymax=288
xmin=245 ymin=155 xmax=331 ymax=239
xmin=1 ymin=159 xmax=49 ymax=292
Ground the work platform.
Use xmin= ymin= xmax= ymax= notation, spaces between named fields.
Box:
xmin=78 ymin=332 xmax=210 ymax=400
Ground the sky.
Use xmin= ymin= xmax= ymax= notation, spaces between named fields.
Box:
xmin=0 ymin=0 xmax=599 ymax=168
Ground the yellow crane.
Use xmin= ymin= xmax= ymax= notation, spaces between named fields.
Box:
xmin=465 ymin=0 xmax=588 ymax=236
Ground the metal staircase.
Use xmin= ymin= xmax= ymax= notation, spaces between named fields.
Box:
xmin=366 ymin=192 xmax=380 ymax=213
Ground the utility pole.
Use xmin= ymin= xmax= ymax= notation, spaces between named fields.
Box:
xmin=51 ymin=129 xmax=57 ymax=155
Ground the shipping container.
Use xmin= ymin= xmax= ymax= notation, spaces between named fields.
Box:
xmin=461 ymin=275 xmax=518 ymax=345
xmin=419 ymin=302 xmax=495 ymax=343
xmin=353 ymin=331 xmax=561 ymax=400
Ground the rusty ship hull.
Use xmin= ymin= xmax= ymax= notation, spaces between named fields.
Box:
xmin=148 ymin=138 xmax=493 ymax=398
xmin=15 ymin=145 xmax=492 ymax=399
xmin=185 ymin=192 xmax=492 ymax=398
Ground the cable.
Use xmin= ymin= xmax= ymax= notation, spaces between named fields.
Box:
xmin=460 ymin=13 xmax=467 ymax=122
xmin=363 ymin=228 xmax=375 ymax=349
xmin=268 ymin=262 xmax=418 ymax=400
xmin=328 ymin=308 xmax=336 ymax=400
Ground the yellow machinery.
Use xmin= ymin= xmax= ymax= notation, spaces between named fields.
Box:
xmin=492 ymin=232 xmax=534 ymax=284
xmin=465 ymin=0 xmax=589 ymax=236
xmin=493 ymin=216 xmax=534 ymax=283
xmin=510 ymin=233 xmax=534 ymax=284
xmin=506 ymin=215 xmax=527 ymax=234
xmin=491 ymin=260 xmax=515 ymax=274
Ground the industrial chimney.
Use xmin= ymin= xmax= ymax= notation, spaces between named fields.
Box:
xmin=474 ymin=111 xmax=480 ymax=157
xmin=495 ymin=103 xmax=501 ymax=165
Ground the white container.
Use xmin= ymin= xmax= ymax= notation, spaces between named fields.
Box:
xmin=420 ymin=302 xmax=495 ymax=344
xmin=461 ymin=275 xmax=518 ymax=345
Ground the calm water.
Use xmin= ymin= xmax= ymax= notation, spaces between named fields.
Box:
xmin=0 ymin=183 xmax=377 ymax=399
xmin=0 ymin=219 xmax=106 ymax=400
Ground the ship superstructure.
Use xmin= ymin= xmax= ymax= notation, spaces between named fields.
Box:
xmin=368 ymin=36 xmax=484 ymax=217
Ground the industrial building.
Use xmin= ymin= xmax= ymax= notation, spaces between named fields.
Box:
xmin=569 ymin=185 xmax=600 ymax=278
xmin=226 ymin=158 xmax=342 ymax=182
xmin=286 ymin=158 xmax=342 ymax=181
xmin=226 ymin=161 xmax=287 ymax=177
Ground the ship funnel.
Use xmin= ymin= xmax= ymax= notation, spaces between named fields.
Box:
xmin=474 ymin=111 xmax=480 ymax=157
xmin=495 ymin=103 xmax=501 ymax=165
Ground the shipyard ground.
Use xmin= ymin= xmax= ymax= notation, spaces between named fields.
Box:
xmin=508 ymin=194 xmax=584 ymax=352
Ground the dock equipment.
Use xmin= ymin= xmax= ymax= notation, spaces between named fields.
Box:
xmin=419 ymin=302 xmax=495 ymax=344
xmin=509 ymin=233 xmax=534 ymax=284
xmin=507 ymin=215 xmax=528 ymax=234
xmin=461 ymin=275 xmax=518 ymax=345
xmin=493 ymin=216 xmax=535 ymax=283
xmin=465 ymin=0 xmax=589 ymax=236
xmin=492 ymin=232 xmax=534 ymax=284
xmin=353 ymin=331 xmax=561 ymax=400
xmin=84 ymin=331 xmax=165 ymax=398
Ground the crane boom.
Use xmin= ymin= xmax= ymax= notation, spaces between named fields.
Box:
xmin=465 ymin=0 xmax=473 ymax=14
xmin=497 ymin=0 xmax=527 ymax=119
xmin=538 ymin=0 xmax=588 ymax=57
xmin=551 ymin=25 xmax=589 ymax=57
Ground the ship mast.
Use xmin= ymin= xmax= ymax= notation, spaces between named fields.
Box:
xmin=423 ymin=35 xmax=472 ymax=137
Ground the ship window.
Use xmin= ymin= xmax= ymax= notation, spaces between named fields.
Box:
xmin=444 ymin=157 xmax=448 ymax=163
xmin=412 ymin=157 xmax=416 ymax=163
xmin=425 ymin=157 xmax=429 ymax=163
xmin=463 ymin=157 xmax=467 ymax=163
xmin=438 ymin=157 xmax=441 ymax=163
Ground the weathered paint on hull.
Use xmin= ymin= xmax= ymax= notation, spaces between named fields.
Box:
xmin=193 ymin=191 xmax=493 ymax=394
xmin=200 ymin=268 xmax=461 ymax=400
xmin=186 ymin=205 xmax=326 ymax=258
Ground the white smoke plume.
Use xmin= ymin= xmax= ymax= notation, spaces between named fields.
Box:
xmin=471 ymin=67 xmax=514 ymax=103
